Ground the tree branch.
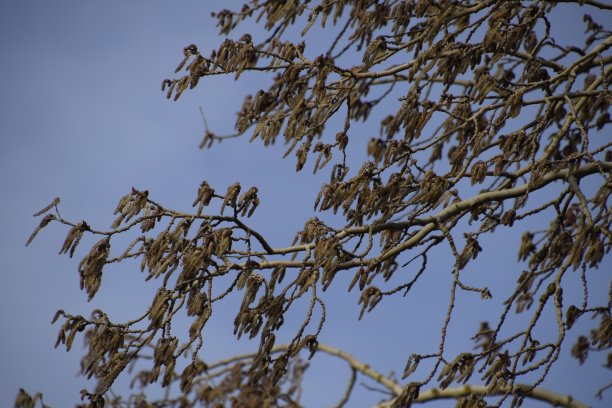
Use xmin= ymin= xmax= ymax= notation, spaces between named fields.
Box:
xmin=377 ymin=384 xmax=589 ymax=408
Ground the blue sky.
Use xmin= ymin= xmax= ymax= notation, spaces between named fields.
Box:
xmin=1 ymin=2 xmax=610 ymax=407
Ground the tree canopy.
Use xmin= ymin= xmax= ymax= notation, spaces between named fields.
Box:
xmin=20 ymin=1 xmax=611 ymax=407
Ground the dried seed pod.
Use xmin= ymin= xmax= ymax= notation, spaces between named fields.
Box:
xmin=59 ymin=221 xmax=89 ymax=257
xmin=32 ymin=197 xmax=60 ymax=217
xmin=221 ymin=183 xmax=241 ymax=215
xmin=78 ymin=237 xmax=110 ymax=300
xmin=193 ymin=181 xmax=215 ymax=215
xmin=26 ymin=213 xmax=56 ymax=246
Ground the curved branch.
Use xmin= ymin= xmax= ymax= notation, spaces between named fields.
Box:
xmin=378 ymin=384 xmax=589 ymax=408
xmin=552 ymin=0 xmax=612 ymax=11
xmin=256 ymin=161 xmax=611 ymax=266
xmin=205 ymin=342 xmax=588 ymax=408
xmin=206 ymin=343 xmax=404 ymax=397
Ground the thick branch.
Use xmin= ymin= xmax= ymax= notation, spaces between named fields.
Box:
xmin=377 ymin=384 xmax=589 ymax=408
xmin=206 ymin=343 xmax=588 ymax=408
xmin=258 ymin=162 xmax=611 ymax=267
xmin=206 ymin=343 xmax=404 ymax=396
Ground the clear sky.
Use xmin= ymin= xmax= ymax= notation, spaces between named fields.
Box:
xmin=0 ymin=1 xmax=609 ymax=407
